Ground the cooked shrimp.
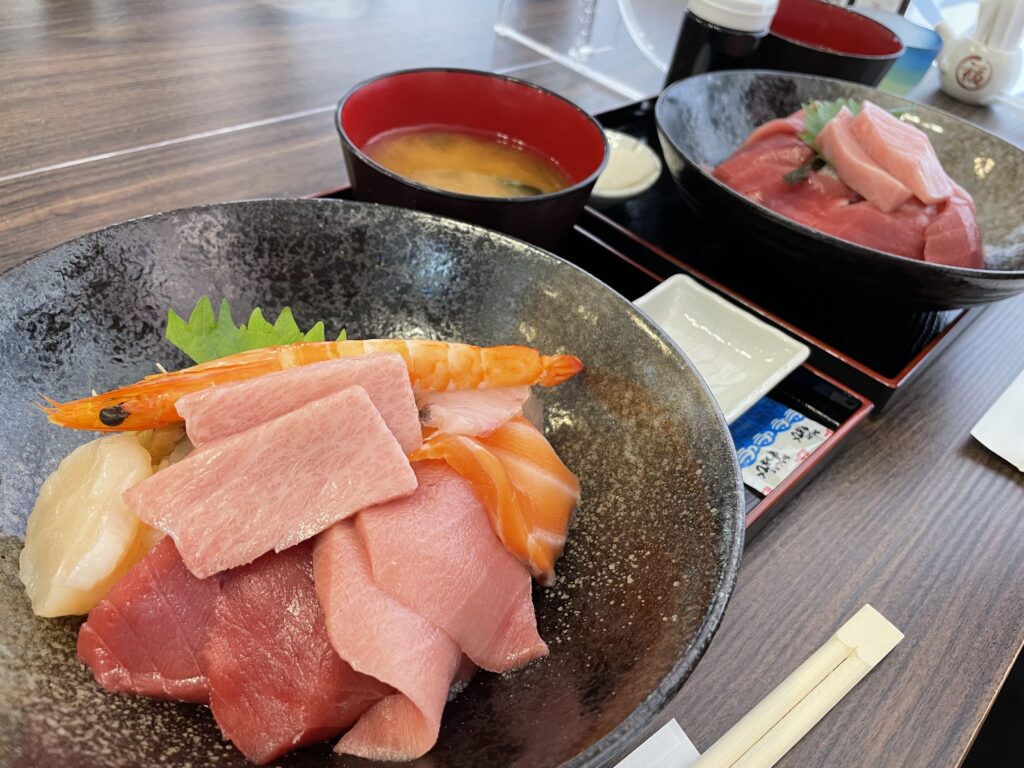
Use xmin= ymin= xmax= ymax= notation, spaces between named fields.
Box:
xmin=410 ymin=416 xmax=580 ymax=585
xmin=42 ymin=340 xmax=584 ymax=432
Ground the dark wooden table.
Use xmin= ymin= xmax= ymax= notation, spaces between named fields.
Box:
xmin=2 ymin=2 xmax=1022 ymax=767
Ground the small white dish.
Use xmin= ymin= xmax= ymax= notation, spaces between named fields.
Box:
xmin=635 ymin=275 xmax=810 ymax=423
xmin=589 ymin=129 xmax=662 ymax=207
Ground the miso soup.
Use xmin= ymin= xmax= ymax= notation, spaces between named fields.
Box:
xmin=363 ymin=127 xmax=572 ymax=198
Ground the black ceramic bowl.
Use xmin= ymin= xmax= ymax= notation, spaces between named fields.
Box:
xmin=655 ymin=70 xmax=1024 ymax=309
xmin=751 ymin=0 xmax=903 ymax=86
xmin=0 ymin=199 xmax=743 ymax=767
xmin=336 ymin=68 xmax=609 ymax=249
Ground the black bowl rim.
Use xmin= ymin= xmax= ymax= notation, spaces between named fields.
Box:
xmin=2 ymin=197 xmax=745 ymax=768
xmin=655 ymin=69 xmax=1024 ymax=281
xmin=767 ymin=29 xmax=904 ymax=62
xmin=334 ymin=67 xmax=610 ymax=205
xmin=768 ymin=3 xmax=905 ymax=61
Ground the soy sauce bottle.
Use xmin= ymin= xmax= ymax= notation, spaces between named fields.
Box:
xmin=665 ymin=0 xmax=779 ymax=84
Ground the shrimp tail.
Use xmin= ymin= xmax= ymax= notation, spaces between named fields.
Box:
xmin=41 ymin=340 xmax=584 ymax=432
xmin=538 ymin=354 xmax=584 ymax=387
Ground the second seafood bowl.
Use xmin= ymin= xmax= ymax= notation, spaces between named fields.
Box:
xmin=655 ymin=69 xmax=1024 ymax=309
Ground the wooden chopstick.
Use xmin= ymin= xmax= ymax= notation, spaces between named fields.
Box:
xmin=691 ymin=604 xmax=903 ymax=768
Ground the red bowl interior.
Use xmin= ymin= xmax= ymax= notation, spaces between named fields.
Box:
xmin=339 ymin=70 xmax=606 ymax=185
xmin=771 ymin=0 xmax=903 ymax=57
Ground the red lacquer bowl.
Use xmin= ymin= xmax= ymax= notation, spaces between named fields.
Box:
xmin=336 ymin=68 xmax=608 ymax=249
xmin=752 ymin=0 xmax=904 ymax=86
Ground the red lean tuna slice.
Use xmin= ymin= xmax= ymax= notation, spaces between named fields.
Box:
xmin=815 ymin=199 xmax=934 ymax=260
xmin=313 ymin=521 xmax=464 ymax=760
xmin=176 ymin=354 xmax=422 ymax=453
xmin=202 ymin=541 xmax=392 ymax=765
xmin=816 ymin=107 xmax=912 ymax=213
xmin=714 ymin=133 xmax=858 ymax=225
xmin=924 ymin=187 xmax=984 ymax=268
xmin=416 ymin=385 xmax=531 ymax=437
xmin=125 ymin=385 xmax=417 ymax=578
xmin=769 ymin=167 xmax=859 ymax=228
xmin=77 ymin=537 xmax=219 ymax=703
xmin=356 ymin=462 xmax=548 ymax=673
xmin=852 ymin=101 xmax=954 ymax=204
xmin=714 ymin=132 xmax=816 ymax=203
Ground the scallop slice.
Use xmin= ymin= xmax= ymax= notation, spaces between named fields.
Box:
xmin=19 ymin=433 xmax=154 ymax=617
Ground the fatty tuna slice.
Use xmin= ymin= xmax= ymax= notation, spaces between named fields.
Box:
xmin=852 ymin=101 xmax=954 ymax=204
xmin=816 ymin=107 xmax=912 ymax=213
xmin=357 ymin=462 xmax=548 ymax=673
xmin=313 ymin=521 xmax=464 ymax=761
xmin=125 ymin=385 xmax=417 ymax=578
xmin=739 ymin=110 xmax=805 ymax=148
xmin=416 ymin=385 xmax=531 ymax=437
xmin=76 ymin=537 xmax=219 ymax=703
xmin=176 ymin=354 xmax=422 ymax=453
xmin=201 ymin=541 xmax=392 ymax=765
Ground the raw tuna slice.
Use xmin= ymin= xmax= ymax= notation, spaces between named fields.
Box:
xmin=770 ymin=167 xmax=859 ymax=227
xmin=357 ymin=462 xmax=548 ymax=672
xmin=852 ymin=101 xmax=954 ymax=204
xmin=924 ymin=193 xmax=984 ymax=268
xmin=417 ymin=386 xmax=531 ymax=437
xmin=177 ymin=355 xmax=422 ymax=453
xmin=714 ymin=133 xmax=816 ymax=203
xmin=740 ymin=110 xmax=805 ymax=148
xmin=126 ymin=386 xmax=417 ymax=578
xmin=313 ymin=521 xmax=463 ymax=761
xmin=814 ymin=199 xmax=934 ymax=260
xmin=816 ymin=107 xmax=912 ymax=213
xmin=202 ymin=541 xmax=392 ymax=765
xmin=77 ymin=537 xmax=219 ymax=703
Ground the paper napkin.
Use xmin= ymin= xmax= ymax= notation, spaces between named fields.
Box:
xmin=616 ymin=720 xmax=700 ymax=768
xmin=972 ymin=367 xmax=1024 ymax=472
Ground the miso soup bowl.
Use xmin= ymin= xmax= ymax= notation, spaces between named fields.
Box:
xmin=336 ymin=68 xmax=609 ymax=249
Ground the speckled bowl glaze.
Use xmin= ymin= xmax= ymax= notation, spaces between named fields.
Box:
xmin=655 ymin=70 xmax=1024 ymax=309
xmin=0 ymin=199 xmax=744 ymax=768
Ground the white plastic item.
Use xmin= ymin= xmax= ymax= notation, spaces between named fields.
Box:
xmin=635 ymin=275 xmax=809 ymax=424
xmin=688 ymin=0 xmax=779 ymax=34
xmin=936 ymin=0 xmax=1024 ymax=106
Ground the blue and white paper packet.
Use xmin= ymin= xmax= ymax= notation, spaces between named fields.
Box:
xmin=729 ymin=398 xmax=832 ymax=494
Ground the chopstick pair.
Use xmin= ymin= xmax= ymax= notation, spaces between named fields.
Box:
xmin=691 ymin=604 xmax=903 ymax=768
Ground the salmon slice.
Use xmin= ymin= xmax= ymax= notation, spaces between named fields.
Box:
xmin=77 ymin=537 xmax=220 ymax=703
xmin=313 ymin=521 xmax=463 ymax=761
xmin=202 ymin=541 xmax=392 ymax=765
xmin=816 ymin=107 xmax=912 ymax=213
xmin=852 ymin=101 xmax=954 ymax=204
xmin=356 ymin=462 xmax=548 ymax=672
xmin=409 ymin=417 xmax=580 ymax=585
xmin=125 ymin=386 xmax=417 ymax=578
xmin=416 ymin=385 xmax=531 ymax=437
xmin=176 ymin=355 xmax=422 ymax=453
